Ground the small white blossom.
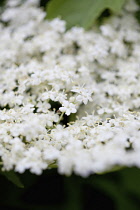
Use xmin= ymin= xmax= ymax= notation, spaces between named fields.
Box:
xmin=71 ymin=86 xmax=93 ymax=104
xmin=59 ymin=101 xmax=77 ymax=115
xmin=0 ymin=0 xmax=140 ymax=177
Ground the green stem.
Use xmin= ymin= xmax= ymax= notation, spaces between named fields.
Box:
xmin=57 ymin=112 xmax=65 ymax=125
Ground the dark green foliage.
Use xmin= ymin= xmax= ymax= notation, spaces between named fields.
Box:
xmin=1 ymin=168 xmax=140 ymax=210
xmin=46 ymin=0 xmax=125 ymax=29
xmin=0 ymin=169 xmax=24 ymax=188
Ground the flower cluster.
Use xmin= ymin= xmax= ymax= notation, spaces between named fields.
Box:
xmin=0 ymin=0 xmax=140 ymax=177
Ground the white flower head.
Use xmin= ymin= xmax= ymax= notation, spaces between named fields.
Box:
xmin=59 ymin=101 xmax=77 ymax=115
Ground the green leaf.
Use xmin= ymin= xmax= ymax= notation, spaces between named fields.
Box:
xmin=46 ymin=0 xmax=126 ymax=29
xmin=0 ymin=170 xmax=24 ymax=188
xmin=96 ymin=165 xmax=125 ymax=175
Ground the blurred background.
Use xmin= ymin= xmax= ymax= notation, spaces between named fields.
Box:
xmin=1 ymin=167 xmax=140 ymax=210
xmin=0 ymin=1 xmax=140 ymax=209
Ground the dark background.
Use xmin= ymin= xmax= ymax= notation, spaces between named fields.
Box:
xmin=1 ymin=167 xmax=140 ymax=210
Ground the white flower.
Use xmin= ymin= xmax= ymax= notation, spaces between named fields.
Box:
xmin=100 ymin=24 xmax=115 ymax=38
xmin=71 ymin=86 xmax=93 ymax=104
xmin=0 ymin=0 xmax=140 ymax=177
xmin=59 ymin=101 xmax=77 ymax=115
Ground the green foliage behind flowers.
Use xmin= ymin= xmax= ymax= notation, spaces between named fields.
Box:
xmin=0 ymin=166 xmax=24 ymax=188
xmin=46 ymin=0 xmax=126 ymax=29
xmin=0 ymin=0 xmax=5 ymax=6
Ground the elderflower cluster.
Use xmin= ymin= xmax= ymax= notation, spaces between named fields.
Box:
xmin=0 ymin=0 xmax=140 ymax=176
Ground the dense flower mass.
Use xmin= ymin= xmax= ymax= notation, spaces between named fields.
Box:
xmin=0 ymin=0 xmax=140 ymax=176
